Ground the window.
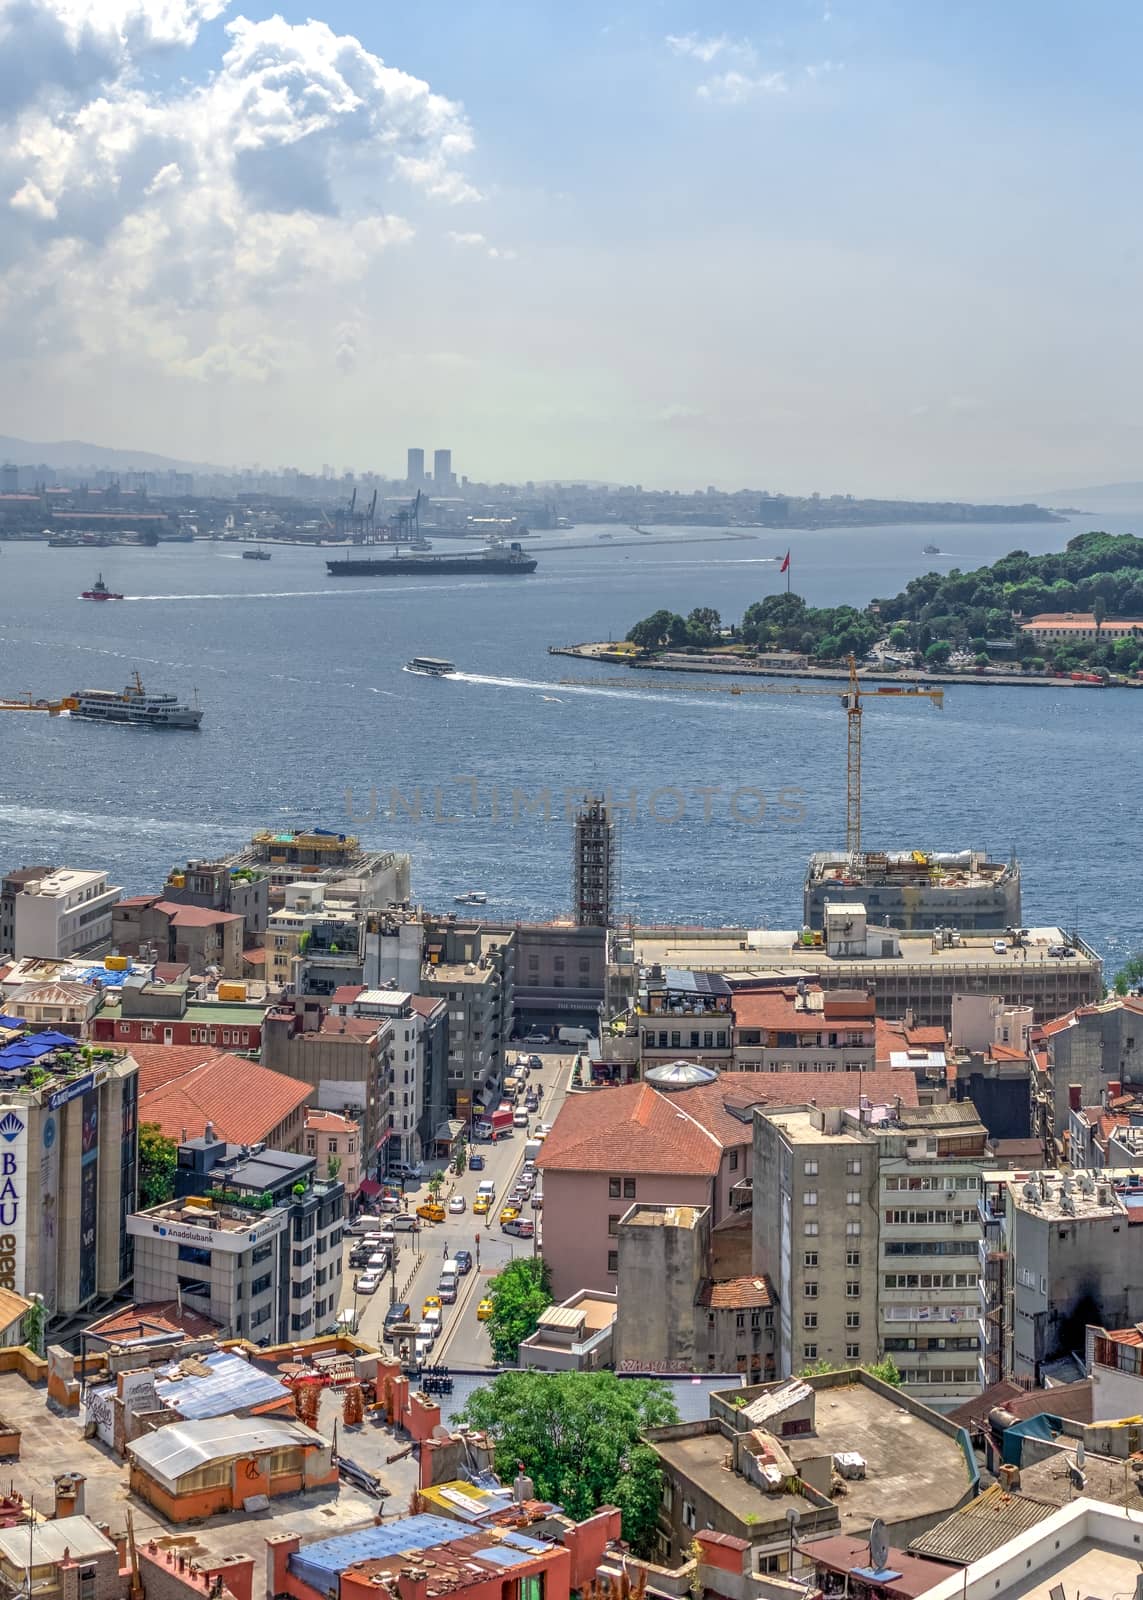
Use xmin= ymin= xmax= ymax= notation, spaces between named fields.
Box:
xmin=682 ymin=1501 xmax=696 ymax=1531
xmin=251 ymin=1243 xmax=273 ymax=1265
xmin=846 ymin=1191 xmax=861 ymax=1205
xmin=803 ymin=1159 xmax=819 ymax=1176
xmin=251 ymin=1272 xmax=272 ymax=1296
xmin=804 ymin=1282 xmax=818 ymax=1298
xmin=846 ymin=1343 xmax=861 ymax=1360
xmin=846 ymin=1312 xmax=861 ymax=1329
xmin=846 ymin=1220 xmax=861 ymax=1236
xmin=518 ymin=1577 xmax=545 ymax=1600
xmin=804 ymin=1191 xmax=818 ymax=1206
xmin=623 ymin=1178 xmax=636 ymax=1198
xmin=803 ymin=1344 xmax=818 ymax=1360
xmin=846 ymin=1157 xmax=862 ymax=1175
xmin=608 ymin=1215 xmax=620 ymax=1236
xmin=750 ymin=1310 xmax=762 ymax=1329
xmin=804 ymin=1252 xmax=819 ymax=1268
xmin=729 ymin=1151 xmax=739 ymax=1172
xmin=846 ymin=1281 xmax=860 ymax=1298
xmin=670 ymin=1031 xmax=681 ymax=1049
xmin=846 ymin=1251 xmax=861 ymax=1268
xmin=607 ymin=1250 xmax=618 ymax=1273
xmin=804 ymin=1220 xmax=819 ymax=1236
xmin=608 ymin=1177 xmax=621 ymax=1197
xmin=736 ymin=1311 xmax=745 ymax=1330
xmin=177 ymin=1244 xmax=212 ymax=1267
xmin=803 ymin=1312 xmax=818 ymax=1330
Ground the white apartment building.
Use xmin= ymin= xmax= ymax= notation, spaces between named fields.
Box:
xmin=755 ymin=1100 xmax=990 ymax=1410
xmin=336 ymin=989 xmax=426 ymax=1167
xmin=13 ymin=869 xmax=121 ymax=959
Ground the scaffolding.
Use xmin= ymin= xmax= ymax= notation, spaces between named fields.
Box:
xmin=573 ymin=796 xmax=619 ymax=927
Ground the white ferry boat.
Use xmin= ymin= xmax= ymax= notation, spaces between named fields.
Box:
xmin=70 ymin=671 xmax=203 ymax=729
xmin=405 ymin=657 xmax=456 ymax=677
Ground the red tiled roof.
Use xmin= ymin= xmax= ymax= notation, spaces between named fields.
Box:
xmin=989 ymin=1043 xmax=1029 ymax=1061
xmin=409 ymin=994 xmax=446 ymax=1018
xmin=698 ymin=1274 xmax=774 ymax=1310
xmin=317 ymin=1013 xmax=382 ymax=1038
xmin=875 ymin=1016 xmax=947 ymax=1064
xmin=537 ymin=1070 xmax=918 ymax=1177
xmin=153 ymin=900 xmax=242 ymax=927
xmin=305 ymin=1109 xmax=358 ymax=1133
xmin=139 ymin=1052 xmax=311 ymax=1143
xmin=85 ymin=1300 xmax=220 ymax=1343
xmin=129 ymin=1043 xmax=226 ymax=1094
xmin=154 ymin=962 xmax=190 ymax=983
xmin=733 ymin=987 xmax=824 ymax=1031
xmin=117 ymin=895 xmax=159 ymax=908
xmin=242 ymin=948 xmax=266 ymax=965
xmin=331 ymin=985 xmax=366 ymax=1005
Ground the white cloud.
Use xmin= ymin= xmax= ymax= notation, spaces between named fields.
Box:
xmin=697 ymin=70 xmax=787 ymax=103
xmin=666 ymin=31 xmax=755 ymax=65
xmin=448 ymin=228 xmax=515 ymax=261
xmin=0 ymin=3 xmax=478 ymax=378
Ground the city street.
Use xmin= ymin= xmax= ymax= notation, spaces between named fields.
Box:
xmin=338 ymin=1051 xmax=576 ymax=1368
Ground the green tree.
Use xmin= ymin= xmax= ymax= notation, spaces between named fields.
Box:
xmin=459 ymin=1370 xmax=679 ymax=1553
xmin=138 ymin=1122 xmax=177 ymax=1208
xmin=427 ymin=1170 xmax=445 ymax=1199
xmin=327 ymin=1154 xmax=342 ymax=1181
xmin=454 ymin=1139 xmax=468 ymax=1176
xmin=21 ymin=1295 xmax=45 ymax=1358
xmin=924 ymin=639 xmax=952 ymax=666
xmin=626 ymin=610 xmax=676 ymax=651
xmin=685 ymin=607 xmax=721 ymax=647
xmin=485 ymin=1257 xmax=553 ymax=1362
xmin=1094 ymin=595 xmax=1107 ymax=634
xmin=1115 ymin=953 xmax=1143 ymax=995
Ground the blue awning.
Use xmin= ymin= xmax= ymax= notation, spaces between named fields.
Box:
xmin=0 ymin=1031 xmax=75 ymax=1071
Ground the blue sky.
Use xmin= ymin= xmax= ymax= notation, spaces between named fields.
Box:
xmin=1 ymin=0 xmax=1142 ymax=495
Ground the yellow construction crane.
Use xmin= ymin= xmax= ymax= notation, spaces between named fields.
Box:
xmin=558 ymin=653 xmax=944 ymax=855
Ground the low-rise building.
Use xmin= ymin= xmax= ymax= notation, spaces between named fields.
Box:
xmin=1020 ymin=611 xmax=1143 ymax=641
xmin=13 ymin=869 xmax=121 ymax=959
xmin=420 ymin=923 xmax=515 ymax=1122
xmin=1 ymin=981 xmax=102 ymax=1035
xmin=633 ymin=923 xmax=1102 ymax=1028
xmin=514 ymin=922 xmax=607 ymax=1028
xmin=733 ymin=985 xmax=876 ymax=1072
xmin=0 ymin=866 xmax=55 ymax=955
xmin=1085 ymin=1321 xmax=1143 ymax=1421
xmin=136 ymin=1048 xmax=311 ymax=1152
xmin=304 ymin=1110 xmax=362 ymax=1200
xmin=221 ymin=826 xmax=410 ymax=913
xmin=517 ymin=1289 xmax=618 ymax=1370
xmin=537 ymin=1069 xmax=917 ymax=1301
xmin=129 ymin=1131 xmax=344 ymax=1341
xmin=645 ymin=1369 xmax=976 ymax=1572
xmin=262 ymin=1006 xmax=393 ymax=1181
xmin=914 ymin=1498 xmax=1143 ymax=1600
xmin=91 ymin=981 xmax=266 ymax=1050
xmin=112 ymin=898 xmax=245 ymax=978
xmin=161 ymin=856 xmax=270 ymax=942
xmin=633 ymin=967 xmax=734 ymax=1072
xmin=1038 ymin=996 xmax=1143 ymax=1133
xmin=128 ymin=1413 xmax=335 ymax=1521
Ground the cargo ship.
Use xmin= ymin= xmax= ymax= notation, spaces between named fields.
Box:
xmin=327 ymin=540 xmax=537 ymax=577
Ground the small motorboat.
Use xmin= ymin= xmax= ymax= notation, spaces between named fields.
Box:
xmin=81 ymin=573 xmax=123 ymax=601
xmin=454 ymin=890 xmax=488 ymax=906
xmin=243 ymin=548 xmax=271 ymax=560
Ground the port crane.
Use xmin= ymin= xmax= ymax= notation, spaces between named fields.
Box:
xmin=558 ymin=654 xmax=943 ymax=855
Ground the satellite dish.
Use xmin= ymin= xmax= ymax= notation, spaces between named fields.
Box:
xmin=869 ymin=1518 xmax=890 ymax=1572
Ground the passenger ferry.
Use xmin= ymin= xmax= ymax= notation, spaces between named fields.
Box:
xmin=405 ymin=657 xmax=456 ymax=677
xmin=70 ymin=671 xmax=203 ymax=729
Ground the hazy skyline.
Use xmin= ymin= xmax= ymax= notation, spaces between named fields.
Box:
xmin=2 ymin=0 xmax=1142 ymax=499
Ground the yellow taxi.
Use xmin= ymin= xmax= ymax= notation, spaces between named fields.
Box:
xmin=474 ymin=1195 xmax=491 ymax=1215
xmin=477 ymin=1298 xmax=494 ymax=1322
xmin=416 ymin=1201 xmax=445 ymax=1223
xmin=499 ymin=1205 xmax=521 ymax=1226
xmin=423 ymin=1294 xmax=442 ymax=1317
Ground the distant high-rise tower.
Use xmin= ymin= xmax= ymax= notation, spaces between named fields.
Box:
xmin=433 ymin=449 xmax=452 ymax=490
xmin=0 ymin=464 xmax=17 ymax=494
xmin=573 ymin=796 xmax=618 ymax=928
xmin=407 ymin=448 xmax=425 ymax=485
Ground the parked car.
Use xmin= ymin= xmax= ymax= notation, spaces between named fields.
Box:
xmin=448 ymin=1195 xmax=466 ymax=1214
xmin=503 ymin=1218 xmax=535 ymax=1239
xmin=356 ymin=1270 xmax=381 ymax=1294
xmin=512 ymin=1109 xmax=529 ymax=1129
xmin=530 ymin=1192 xmax=543 ymax=1210
xmin=468 ymin=1152 xmax=485 ymax=1171
xmin=390 ymin=1161 xmax=424 ymax=1183
xmin=390 ymin=1215 xmax=421 ymax=1232
xmin=477 ymin=1297 xmax=494 ymax=1321
xmin=523 ymin=1031 xmax=547 ymax=1045
xmin=384 ymin=1302 xmax=411 ymax=1337
xmin=455 ymin=1249 xmax=473 ymax=1274
xmin=379 ymin=1193 xmax=402 ymax=1212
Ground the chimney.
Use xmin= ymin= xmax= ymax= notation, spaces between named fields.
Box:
xmin=204 ymin=1121 xmax=216 ymax=1144
xmin=1108 ymin=1081 xmax=1123 ymax=1104
xmin=1068 ymin=1084 xmax=1083 ymax=1111
xmin=53 ymin=1474 xmax=85 ymax=1519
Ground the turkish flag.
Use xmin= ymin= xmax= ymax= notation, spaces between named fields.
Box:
xmin=780 ymin=550 xmax=790 ymax=573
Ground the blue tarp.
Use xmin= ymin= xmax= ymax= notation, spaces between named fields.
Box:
xmin=69 ymin=964 xmax=135 ymax=988
xmin=0 ymin=1031 xmax=76 ymax=1071
xmin=288 ymin=1516 xmax=473 ymax=1592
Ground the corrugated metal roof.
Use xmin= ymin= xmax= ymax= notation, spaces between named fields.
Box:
xmin=0 ymin=1517 xmax=114 ymax=1568
xmin=154 ymin=1350 xmax=289 ymax=1419
xmin=537 ymin=1306 xmax=586 ymax=1331
xmin=288 ymin=1515 xmax=473 ymax=1592
xmin=742 ymin=1379 xmax=811 ymax=1425
xmin=128 ymin=1414 xmax=324 ymax=1492
xmin=908 ymin=1485 xmax=1058 ymax=1565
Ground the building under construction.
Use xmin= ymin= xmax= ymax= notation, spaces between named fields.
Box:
xmin=573 ymin=796 xmax=618 ymax=927
xmin=804 ymin=848 xmax=1022 ymax=933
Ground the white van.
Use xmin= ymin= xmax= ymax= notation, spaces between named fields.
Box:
xmin=439 ymin=1263 xmax=459 ymax=1303
xmin=477 ymin=1179 xmax=496 ymax=1201
xmin=524 ymin=1138 xmax=544 ymax=1162
xmin=558 ymin=1026 xmax=592 ymax=1045
xmin=336 ymin=1308 xmax=360 ymax=1335
xmin=422 ymin=1308 xmax=443 ymax=1342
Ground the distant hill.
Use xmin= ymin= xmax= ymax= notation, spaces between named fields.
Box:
xmin=0 ymin=433 xmax=205 ymax=473
xmin=1036 ymin=482 xmax=1143 ymax=510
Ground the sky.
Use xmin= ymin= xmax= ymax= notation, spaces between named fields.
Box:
xmin=2 ymin=0 xmax=1143 ymax=497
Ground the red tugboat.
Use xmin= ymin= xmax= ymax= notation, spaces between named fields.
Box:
xmin=80 ymin=573 xmax=124 ymax=601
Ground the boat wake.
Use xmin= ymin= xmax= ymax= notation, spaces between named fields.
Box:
xmin=449 ymin=670 xmax=749 ymax=709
